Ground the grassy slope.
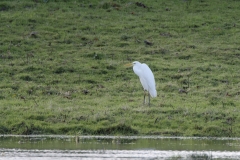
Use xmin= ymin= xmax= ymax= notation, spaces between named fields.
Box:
xmin=0 ymin=0 xmax=240 ymax=137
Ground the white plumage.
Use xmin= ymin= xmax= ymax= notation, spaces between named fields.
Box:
xmin=132 ymin=61 xmax=157 ymax=97
xmin=131 ymin=61 xmax=157 ymax=105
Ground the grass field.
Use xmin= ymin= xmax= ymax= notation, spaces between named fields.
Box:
xmin=0 ymin=0 xmax=240 ymax=137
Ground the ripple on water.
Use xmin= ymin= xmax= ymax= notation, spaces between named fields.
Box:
xmin=0 ymin=149 xmax=240 ymax=160
xmin=1 ymin=135 xmax=240 ymax=159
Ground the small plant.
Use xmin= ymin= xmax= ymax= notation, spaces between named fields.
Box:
xmin=185 ymin=0 xmax=192 ymax=10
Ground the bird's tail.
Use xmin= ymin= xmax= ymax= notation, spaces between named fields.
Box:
xmin=150 ymin=89 xmax=157 ymax=97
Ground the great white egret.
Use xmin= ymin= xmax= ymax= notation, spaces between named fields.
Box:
xmin=125 ymin=61 xmax=157 ymax=105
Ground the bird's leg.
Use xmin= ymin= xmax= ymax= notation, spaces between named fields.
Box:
xmin=148 ymin=92 xmax=150 ymax=106
xmin=143 ymin=90 xmax=147 ymax=104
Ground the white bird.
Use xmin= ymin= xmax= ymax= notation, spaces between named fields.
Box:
xmin=125 ymin=61 xmax=157 ymax=105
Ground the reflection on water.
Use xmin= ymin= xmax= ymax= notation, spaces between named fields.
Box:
xmin=0 ymin=135 xmax=240 ymax=159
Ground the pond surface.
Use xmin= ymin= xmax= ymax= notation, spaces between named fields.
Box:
xmin=0 ymin=135 xmax=240 ymax=159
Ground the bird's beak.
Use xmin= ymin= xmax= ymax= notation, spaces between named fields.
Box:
xmin=124 ymin=63 xmax=133 ymax=68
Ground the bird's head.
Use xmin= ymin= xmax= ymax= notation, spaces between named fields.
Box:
xmin=124 ymin=61 xmax=140 ymax=68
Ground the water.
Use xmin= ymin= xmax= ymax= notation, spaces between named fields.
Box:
xmin=0 ymin=135 xmax=240 ymax=159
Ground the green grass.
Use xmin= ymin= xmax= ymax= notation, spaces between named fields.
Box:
xmin=0 ymin=0 xmax=240 ymax=137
